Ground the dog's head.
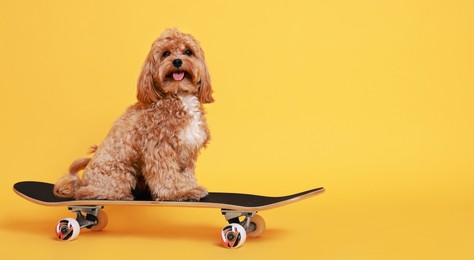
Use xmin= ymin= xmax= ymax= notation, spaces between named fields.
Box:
xmin=137 ymin=28 xmax=214 ymax=104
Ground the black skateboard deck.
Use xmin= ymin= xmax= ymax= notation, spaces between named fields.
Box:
xmin=14 ymin=181 xmax=324 ymax=211
xmin=13 ymin=181 xmax=325 ymax=247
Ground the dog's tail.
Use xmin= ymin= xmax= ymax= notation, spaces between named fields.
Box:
xmin=53 ymin=157 xmax=91 ymax=198
xmin=54 ymin=146 xmax=97 ymax=198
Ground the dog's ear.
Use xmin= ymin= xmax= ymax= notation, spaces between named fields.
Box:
xmin=198 ymin=59 xmax=214 ymax=104
xmin=137 ymin=51 xmax=163 ymax=104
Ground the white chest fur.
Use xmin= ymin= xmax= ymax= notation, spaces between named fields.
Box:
xmin=178 ymin=95 xmax=207 ymax=148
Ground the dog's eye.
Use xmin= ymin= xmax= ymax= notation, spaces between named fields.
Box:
xmin=184 ymin=49 xmax=193 ymax=56
xmin=162 ymin=51 xmax=171 ymax=58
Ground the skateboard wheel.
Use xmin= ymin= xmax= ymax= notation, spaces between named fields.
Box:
xmin=221 ymin=223 xmax=246 ymax=249
xmin=89 ymin=210 xmax=108 ymax=231
xmin=247 ymin=214 xmax=266 ymax=238
xmin=56 ymin=218 xmax=80 ymax=241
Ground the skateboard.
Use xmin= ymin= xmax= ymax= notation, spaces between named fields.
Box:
xmin=13 ymin=181 xmax=325 ymax=248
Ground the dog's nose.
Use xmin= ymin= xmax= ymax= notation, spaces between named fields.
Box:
xmin=172 ymin=59 xmax=183 ymax=68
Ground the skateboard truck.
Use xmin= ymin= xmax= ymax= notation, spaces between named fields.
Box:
xmin=68 ymin=206 xmax=104 ymax=229
xmin=55 ymin=205 xmax=109 ymax=241
xmin=220 ymin=209 xmax=267 ymax=248
xmin=221 ymin=209 xmax=257 ymax=233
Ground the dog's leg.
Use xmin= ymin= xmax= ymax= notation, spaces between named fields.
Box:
xmin=143 ymin=146 xmax=207 ymax=201
xmin=75 ymin=167 xmax=136 ymax=200
xmin=145 ymin=169 xmax=208 ymax=201
xmin=175 ymin=166 xmax=209 ymax=201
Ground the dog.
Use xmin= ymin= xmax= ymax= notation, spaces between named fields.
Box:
xmin=53 ymin=28 xmax=213 ymax=201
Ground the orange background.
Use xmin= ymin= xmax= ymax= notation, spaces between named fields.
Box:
xmin=1 ymin=0 xmax=473 ymax=259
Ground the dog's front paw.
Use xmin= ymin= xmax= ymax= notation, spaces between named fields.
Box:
xmin=183 ymin=185 xmax=209 ymax=201
xmin=153 ymin=186 xmax=208 ymax=201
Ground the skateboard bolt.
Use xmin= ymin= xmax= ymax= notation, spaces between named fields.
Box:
xmin=60 ymin=225 xmax=69 ymax=234
xmin=226 ymin=232 xmax=236 ymax=241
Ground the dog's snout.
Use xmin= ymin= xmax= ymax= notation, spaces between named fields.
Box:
xmin=172 ymin=59 xmax=183 ymax=68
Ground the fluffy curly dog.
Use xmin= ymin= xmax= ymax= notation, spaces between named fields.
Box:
xmin=53 ymin=28 xmax=213 ymax=201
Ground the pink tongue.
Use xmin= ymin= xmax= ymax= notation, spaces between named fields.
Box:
xmin=172 ymin=72 xmax=185 ymax=81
